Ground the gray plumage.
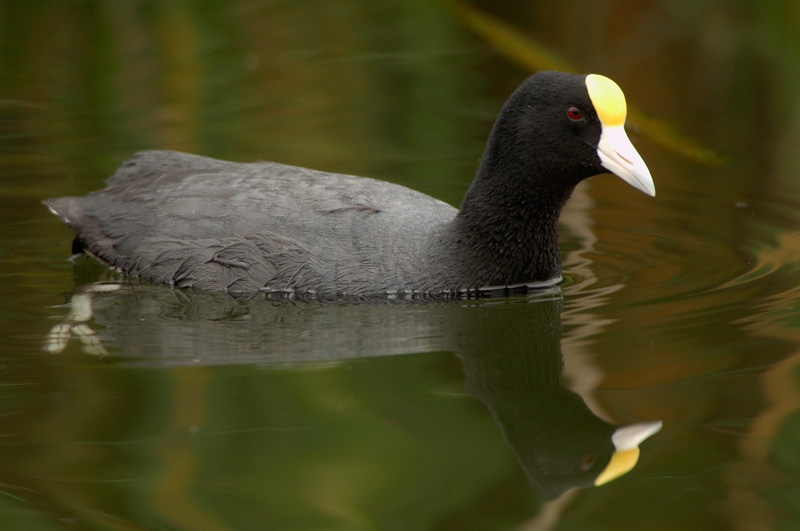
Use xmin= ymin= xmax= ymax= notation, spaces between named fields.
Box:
xmin=46 ymin=151 xmax=466 ymax=298
xmin=45 ymin=72 xmax=649 ymax=299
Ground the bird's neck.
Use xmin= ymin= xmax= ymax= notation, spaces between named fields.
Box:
xmin=449 ymin=158 xmax=575 ymax=288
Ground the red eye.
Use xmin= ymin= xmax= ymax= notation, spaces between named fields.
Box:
xmin=567 ymin=106 xmax=583 ymax=120
xmin=581 ymin=453 xmax=597 ymax=471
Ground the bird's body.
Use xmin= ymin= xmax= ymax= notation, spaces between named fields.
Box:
xmin=47 ymin=151 xmax=465 ymax=297
xmin=45 ymin=71 xmax=655 ymax=299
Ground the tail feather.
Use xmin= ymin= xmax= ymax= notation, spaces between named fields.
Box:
xmin=43 ymin=197 xmax=80 ymax=226
xmin=44 ymin=197 xmax=113 ymax=260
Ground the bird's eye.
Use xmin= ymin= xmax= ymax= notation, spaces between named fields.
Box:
xmin=581 ymin=453 xmax=597 ymax=471
xmin=567 ymin=106 xmax=583 ymax=120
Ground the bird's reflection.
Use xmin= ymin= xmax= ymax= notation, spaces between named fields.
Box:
xmin=452 ymin=295 xmax=661 ymax=499
xmin=45 ymin=280 xmax=660 ymax=499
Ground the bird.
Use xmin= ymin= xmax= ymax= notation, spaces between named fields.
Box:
xmin=44 ymin=71 xmax=654 ymax=300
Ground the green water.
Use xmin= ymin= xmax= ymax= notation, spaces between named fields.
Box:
xmin=4 ymin=1 xmax=800 ymax=529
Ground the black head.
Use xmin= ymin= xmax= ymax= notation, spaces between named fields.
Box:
xmin=452 ymin=71 xmax=654 ymax=286
xmin=475 ymin=70 xmax=654 ymax=199
xmin=488 ymin=72 xmax=603 ymax=187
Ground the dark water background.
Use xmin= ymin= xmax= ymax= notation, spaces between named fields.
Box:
xmin=4 ymin=1 xmax=800 ymax=529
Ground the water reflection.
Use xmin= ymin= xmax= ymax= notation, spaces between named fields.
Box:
xmin=453 ymin=299 xmax=661 ymax=499
xmin=45 ymin=279 xmax=661 ymax=502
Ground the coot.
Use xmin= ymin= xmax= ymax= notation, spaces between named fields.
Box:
xmin=45 ymin=71 xmax=654 ymax=299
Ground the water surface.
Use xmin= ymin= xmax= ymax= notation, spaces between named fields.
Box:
xmin=3 ymin=1 xmax=800 ymax=529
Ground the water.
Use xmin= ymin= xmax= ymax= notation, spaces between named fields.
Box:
xmin=3 ymin=1 xmax=800 ymax=529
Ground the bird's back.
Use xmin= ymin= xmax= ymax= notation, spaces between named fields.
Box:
xmin=45 ymin=150 xmax=457 ymax=298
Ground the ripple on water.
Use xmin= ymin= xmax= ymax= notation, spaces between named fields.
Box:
xmin=557 ymin=183 xmax=800 ymax=399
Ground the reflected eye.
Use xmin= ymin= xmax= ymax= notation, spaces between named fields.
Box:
xmin=581 ymin=453 xmax=597 ymax=471
xmin=567 ymin=106 xmax=583 ymax=120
